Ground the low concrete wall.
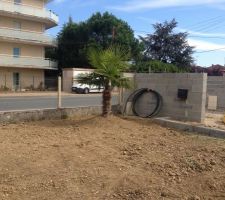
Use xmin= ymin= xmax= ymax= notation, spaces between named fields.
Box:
xmin=154 ymin=117 xmax=225 ymax=139
xmin=207 ymin=76 xmax=225 ymax=109
xmin=125 ymin=73 xmax=207 ymax=123
xmin=0 ymin=106 xmax=119 ymax=124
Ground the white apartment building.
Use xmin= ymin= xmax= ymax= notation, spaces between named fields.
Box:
xmin=0 ymin=0 xmax=58 ymax=91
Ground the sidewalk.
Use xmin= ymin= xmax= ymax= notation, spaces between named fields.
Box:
xmin=0 ymin=91 xmax=118 ymax=97
xmin=0 ymin=91 xmax=75 ymax=97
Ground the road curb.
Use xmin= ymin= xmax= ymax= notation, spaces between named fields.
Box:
xmin=153 ymin=117 xmax=225 ymax=139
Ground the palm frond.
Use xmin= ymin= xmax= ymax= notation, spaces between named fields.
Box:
xmin=111 ymin=76 xmax=133 ymax=89
xmin=80 ymin=45 xmax=133 ymax=90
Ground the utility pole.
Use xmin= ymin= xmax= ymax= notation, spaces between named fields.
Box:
xmin=112 ymin=26 xmax=116 ymax=41
xmin=112 ymin=26 xmax=122 ymax=107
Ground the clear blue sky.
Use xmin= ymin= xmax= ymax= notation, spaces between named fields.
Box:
xmin=47 ymin=0 xmax=225 ymax=67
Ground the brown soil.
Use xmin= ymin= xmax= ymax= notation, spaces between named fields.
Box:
xmin=205 ymin=112 xmax=225 ymax=130
xmin=0 ymin=115 xmax=225 ymax=200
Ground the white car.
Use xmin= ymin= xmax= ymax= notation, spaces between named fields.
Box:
xmin=72 ymin=83 xmax=104 ymax=94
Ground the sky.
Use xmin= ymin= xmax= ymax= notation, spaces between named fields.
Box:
xmin=47 ymin=0 xmax=225 ymax=67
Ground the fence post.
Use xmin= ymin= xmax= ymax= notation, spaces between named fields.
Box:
xmin=57 ymin=76 xmax=62 ymax=109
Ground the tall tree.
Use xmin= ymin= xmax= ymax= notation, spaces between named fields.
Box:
xmin=86 ymin=12 xmax=142 ymax=58
xmin=57 ymin=12 xmax=142 ymax=69
xmin=57 ymin=20 xmax=89 ymax=68
xmin=140 ymin=19 xmax=194 ymax=68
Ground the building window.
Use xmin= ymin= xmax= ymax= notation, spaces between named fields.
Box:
xmin=14 ymin=0 xmax=21 ymax=5
xmin=13 ymin=21 xmax=21 ymax=30
xmin=13 ymin=48 xmax=21 ymax=58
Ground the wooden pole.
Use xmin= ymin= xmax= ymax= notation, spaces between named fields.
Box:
xmin=58 ymin=76 xmax=62 ymax=109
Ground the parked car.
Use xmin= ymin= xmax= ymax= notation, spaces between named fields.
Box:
xmin=72 ymin=83 xmax=104 ymax=94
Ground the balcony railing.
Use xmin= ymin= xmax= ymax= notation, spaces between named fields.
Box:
xmin=0 ymin=54 xmax=58 ymax=70
xmin=0 ymin=27 xmax=57 ymax=46
xmin=0 ymin=0 xmax=58 ymax=26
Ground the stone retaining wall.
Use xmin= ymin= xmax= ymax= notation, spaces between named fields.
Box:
xmin=0 ymin=106 xmax=118 ymax=124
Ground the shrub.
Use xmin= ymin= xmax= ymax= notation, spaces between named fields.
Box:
xmin=0 ymin=85 xmax=10 ymax=91
xmin=131 ymin=60 xmax=189 ymax=73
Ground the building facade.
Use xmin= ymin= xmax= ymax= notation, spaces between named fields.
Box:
xmin=0 ymin=0 xmax=58 ymax=91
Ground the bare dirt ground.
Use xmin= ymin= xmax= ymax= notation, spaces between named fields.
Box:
xmin=0 ymin=115 xmax=225 ymax=200
xmin=205 ymin=112 xmax=225 ymax=130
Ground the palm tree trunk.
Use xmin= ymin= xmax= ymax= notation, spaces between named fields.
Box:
xmin=102 ymin=81 xmax=112 ymax=117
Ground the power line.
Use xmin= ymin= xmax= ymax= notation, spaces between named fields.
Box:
xmin=194 ymin=20 xmax=225 ymax=33
xmin=134 ymin=17 xmax=225 ymax=55
xmin=134 ymin=15 xmax=225 ymax=39
xmin=133 ymin=29 xmax=225 ymax=54
xmin=139 ymin=16 xmax=225 ymax=34
xmin=188 ymin=35 xmax=225 ymax=39
xmin=180 ymin=15 xmax=225 ymax=34
xmin=195 ymin=47 xmax=225 ymax=54
xmin=134 ymin=29 xmax=225 ymax=40
xmin=190 ymin=17 xmax=225 ymax=32
xmin=186 ymin=15 xmax=223 ymax=29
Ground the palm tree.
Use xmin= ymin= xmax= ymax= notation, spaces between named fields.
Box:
xmin=78 ymin=46 xmax=131 ymax=117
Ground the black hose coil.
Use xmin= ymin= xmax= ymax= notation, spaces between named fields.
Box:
xmin=124 ymin=88 xmax=163 ymax=118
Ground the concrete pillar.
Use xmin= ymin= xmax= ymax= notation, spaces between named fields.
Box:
xmin=58 ymin=76 xmax=62 ymax=109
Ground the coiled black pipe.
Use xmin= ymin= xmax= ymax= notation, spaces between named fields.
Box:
xmin=123 ymin=88 xmax=163 ymax=118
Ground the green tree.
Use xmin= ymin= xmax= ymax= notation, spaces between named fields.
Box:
xmin=57 ymin=12 xmax=142 ymax=69
xmin=86 ymin=12 xmax=142 ymax=58
xmin=140 ymin=19 xmax=194 ymax=68
xmin=77 ymin=46 xmax=131 ymax=117
xmin=57 ymin=18 xmax=89 ymax=68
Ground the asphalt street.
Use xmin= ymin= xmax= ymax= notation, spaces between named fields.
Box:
xmin=0 ymin=94 xmax=118 ymax=112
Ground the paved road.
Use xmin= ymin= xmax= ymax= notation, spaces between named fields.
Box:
xmin=0 ymin=94 xmax=118 ymax=112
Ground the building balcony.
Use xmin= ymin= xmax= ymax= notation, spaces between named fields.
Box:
xmin=0 ymin=54 xmax=58 ymax=70
xmin=0 ymin=27 xmax=57 ymax=46
xmin=0 ymin=0 xmax=58 ymax=29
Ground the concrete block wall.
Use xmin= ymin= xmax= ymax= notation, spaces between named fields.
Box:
xmin=131 ymin=73 xmax=207 ymax=123
xmin=207 ymin=76 xmax=225 ymax=109
xmin=62 ymin=68 xmax=73 ymax=92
